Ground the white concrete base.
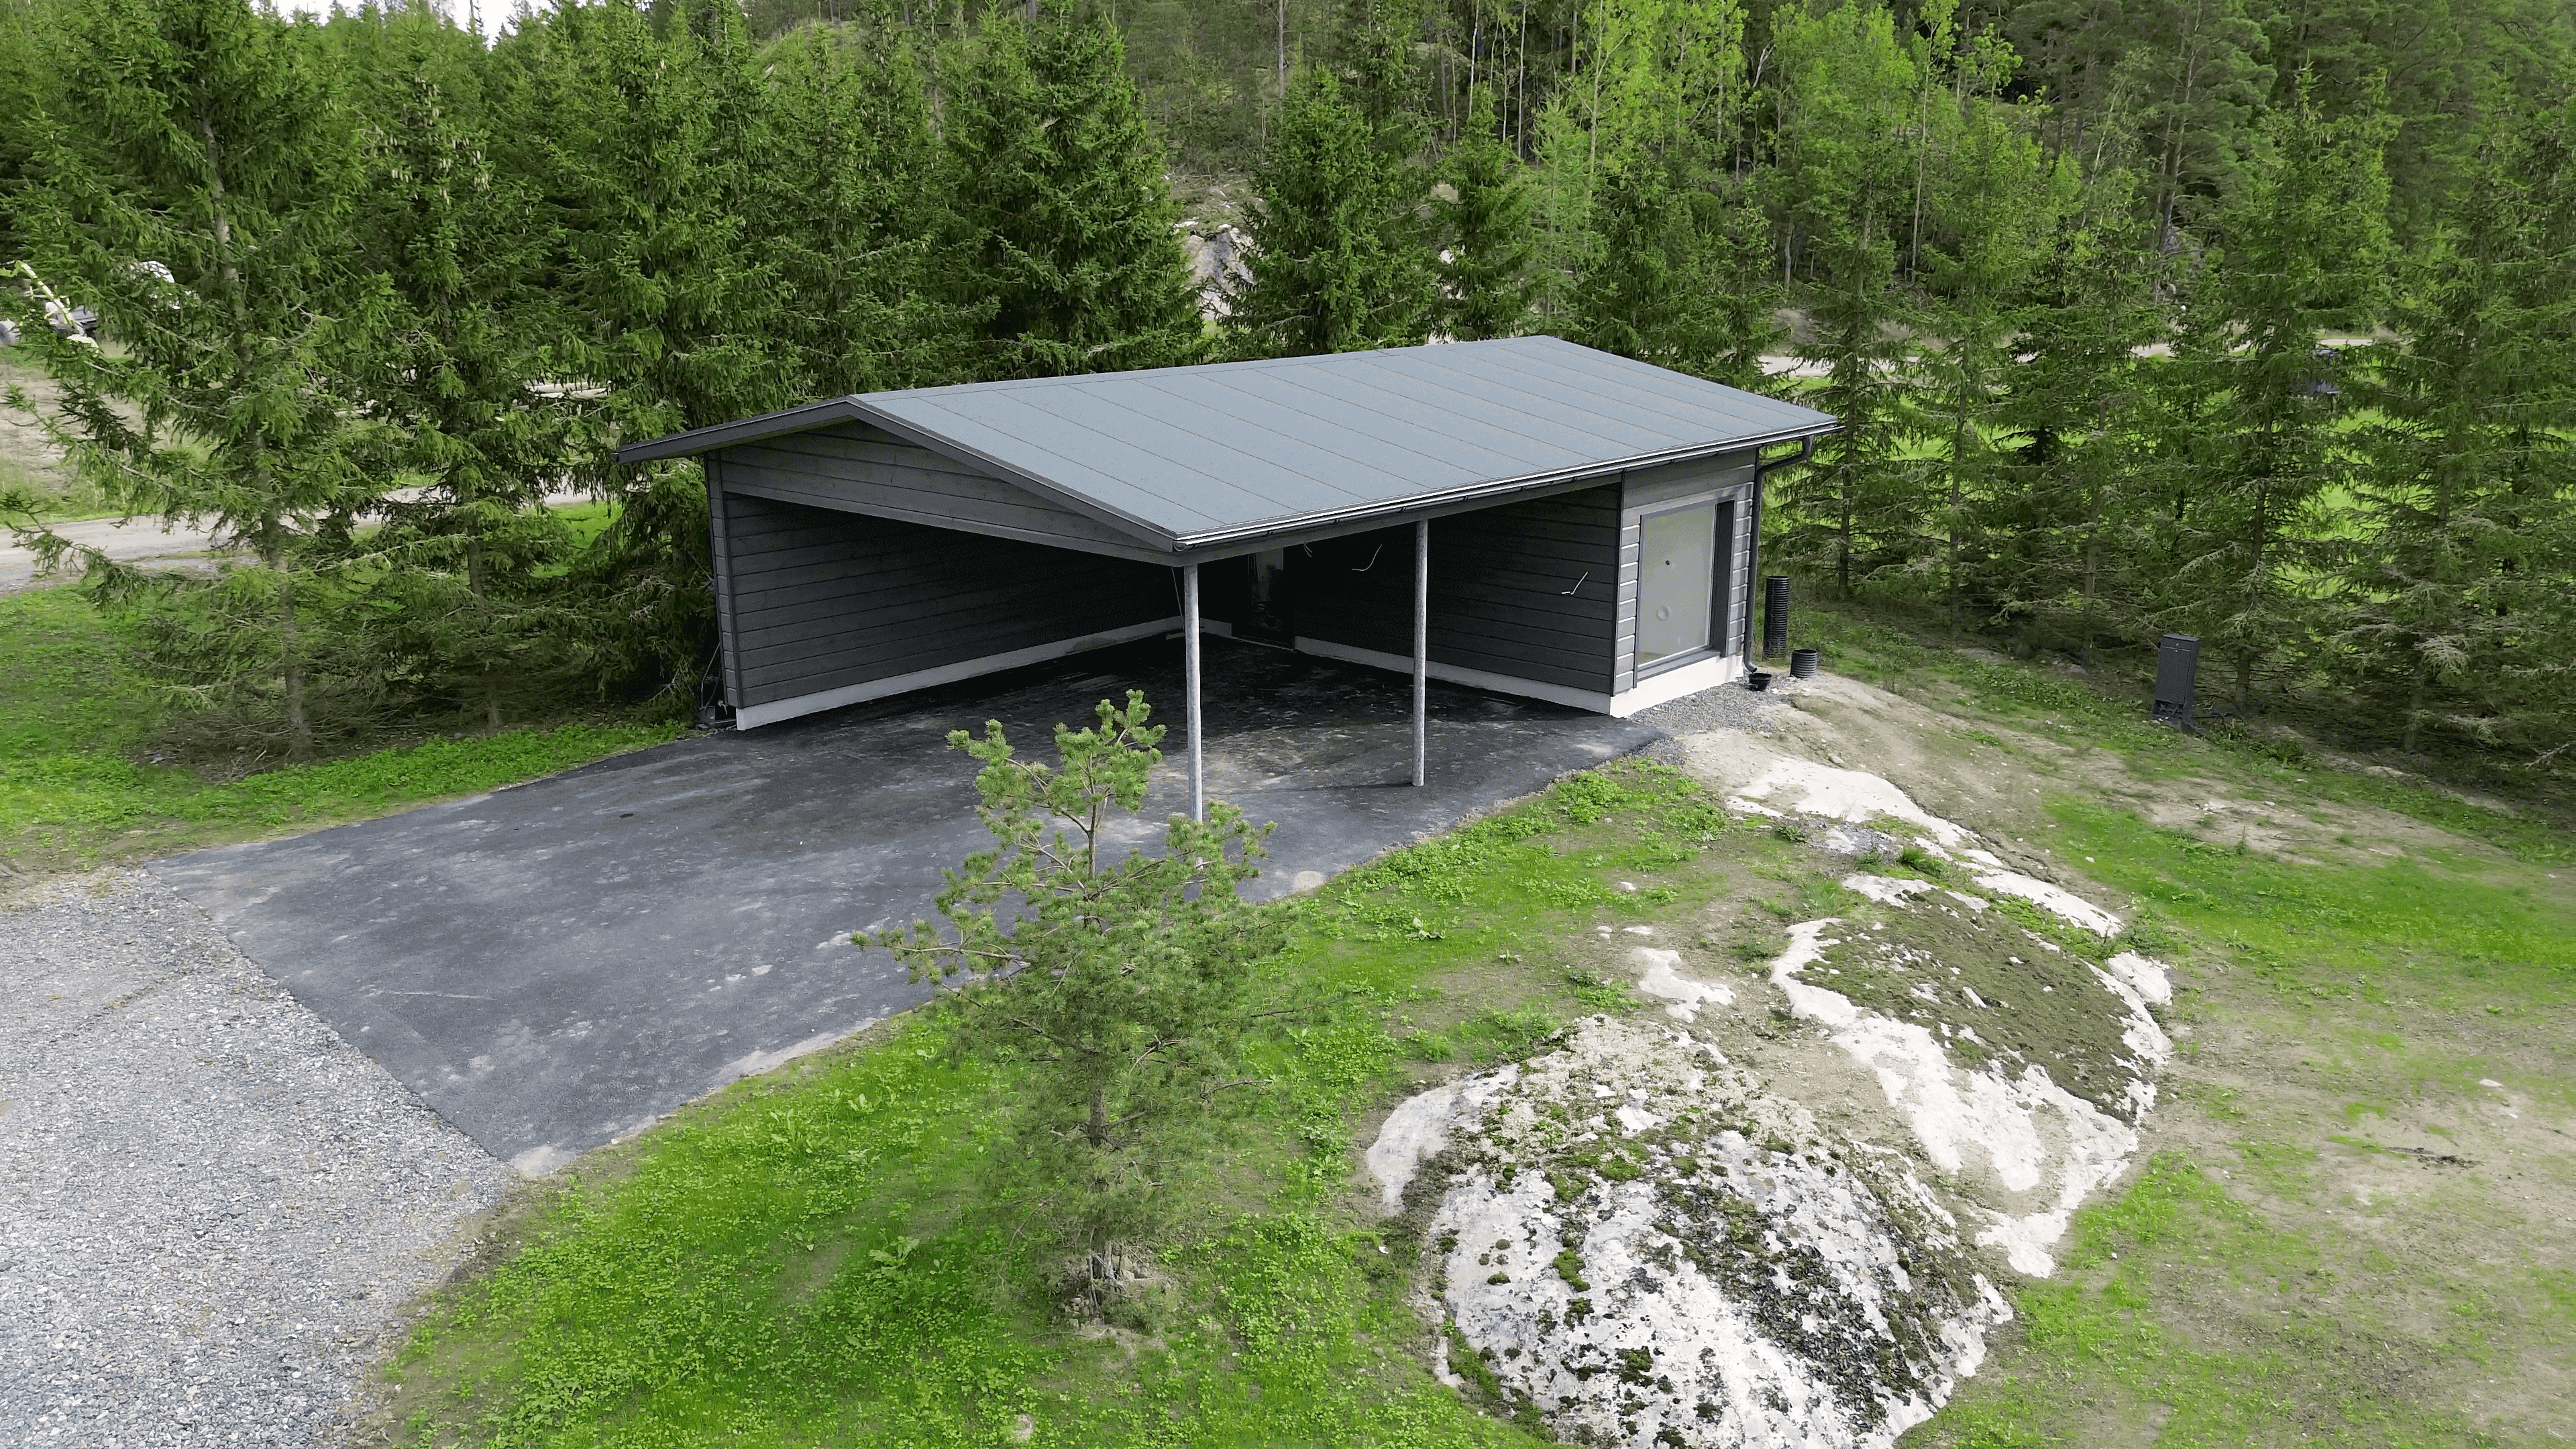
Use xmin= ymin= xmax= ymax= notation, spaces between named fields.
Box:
xmin=736 ymin=622 xmax=1748 ymax=731
xmin=733 ymin=615 xmax=1182 ymax=730
xmin=1291 ymin=637 xmax=1742 ymax=716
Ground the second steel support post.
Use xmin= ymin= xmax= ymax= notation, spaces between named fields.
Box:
xmin=1412 ymin=520 xmax=1428 ymax=788
xmin=1183 ymin=563 xmax=1204 ymax=822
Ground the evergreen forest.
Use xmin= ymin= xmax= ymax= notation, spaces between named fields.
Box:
xmin=2 ymin=0 xmax=2572 ymax=778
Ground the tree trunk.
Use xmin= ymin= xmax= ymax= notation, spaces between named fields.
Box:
xmin=2081 ymin=482 xmax=2100 ymax=669
xmin=266 ymin=530 xmax=312 ymax=761
xmin=2402 ymin=649 xmax=2428 ymax=754
xmin=1087 ymin=1083 xmax=1108 ymax=1148
xmin=1837 ymin=460 xmax=1854 ymax=596
xmin=466 ymin=515 xmax=501 ymax=733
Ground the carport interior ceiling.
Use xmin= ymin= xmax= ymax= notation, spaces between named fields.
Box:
xmin=616 ymin=335 xmax=1836 ymax=559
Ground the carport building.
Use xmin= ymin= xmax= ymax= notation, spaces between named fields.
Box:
xmin=615 ymin=336 xmax=1836 ymax=815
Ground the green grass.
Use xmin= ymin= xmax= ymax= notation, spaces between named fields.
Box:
xmin=1919 ymin=1154 xmax=2513 ymax=1448
xmin=2049 ymin=798 xmax=2576 ymax=1010
xmin=366 ymin=655 xmax=2573 ymax=1446
xmin=551 ymin=499 xmax=621 ymax=548
xmin=374 ymin=764 xmax=1762 ymax=1446
xmin=1778 ymin=601 xmax=2575 ymax=865
xmin=1907 ymin=760 xmax=2571 ymax=1442
xmin=0 ymin=586 xmax=680 ymax=873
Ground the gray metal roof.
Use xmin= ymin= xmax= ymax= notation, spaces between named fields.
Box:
xmin=618 ymin=336 xmax=1835 ymax=553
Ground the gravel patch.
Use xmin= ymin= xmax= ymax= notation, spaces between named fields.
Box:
xmin=0 ymin=871 xmax=511 ymax=1448
xmin=1632 ymin=677 xmax=1798 ymax=750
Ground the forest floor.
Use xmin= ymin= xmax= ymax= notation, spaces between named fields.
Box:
xmin=341 ymin=606 xmax=2572 ymax=1448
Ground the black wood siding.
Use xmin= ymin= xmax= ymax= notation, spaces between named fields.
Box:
xmin=1291 ymin=484 xmax=1622 ymax=694
xmin=721 ymin=494 xmax=1176 ymax=708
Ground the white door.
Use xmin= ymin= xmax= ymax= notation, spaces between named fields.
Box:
xmin=1635 ymin=502 xmax=1716 ymax=670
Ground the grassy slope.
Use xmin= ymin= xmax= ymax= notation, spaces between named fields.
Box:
xmin=340 ymin=609 xmax=2565 ymax=1446
xmin=0 ymin=586 xmax=680 ymax=875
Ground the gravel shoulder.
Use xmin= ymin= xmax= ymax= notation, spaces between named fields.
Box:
xmin=1 ymin=871 xmax=510 ymax=1448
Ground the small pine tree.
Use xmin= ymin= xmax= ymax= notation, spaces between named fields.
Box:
xmin=941 ymin=1 xmax=1205 ymax=378
xmin=1436 ymin=86 xmax=1536 ymax=341
xmin=1228 ymin=66 xmax=1437 ymax=357
xmin=870 ymin=693 xmax=1277 ymax=1259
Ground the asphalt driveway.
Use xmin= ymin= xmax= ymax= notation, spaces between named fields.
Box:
xmin=153 ymin=637 xmax=1659 ymax=1173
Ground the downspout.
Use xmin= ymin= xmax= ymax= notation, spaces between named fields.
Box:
xmin=1739 ymin=436 xmax=1817 ymax=661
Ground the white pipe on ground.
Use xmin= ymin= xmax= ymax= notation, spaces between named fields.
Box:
xmin=1183 ymin=562 xmax=1204 ymax=822
xmin=1413 ymin=519 xmax=1429 ymax=788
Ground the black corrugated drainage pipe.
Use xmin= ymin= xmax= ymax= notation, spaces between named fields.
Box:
xmin=1739 ymin=435 xmax=1819 ymax=663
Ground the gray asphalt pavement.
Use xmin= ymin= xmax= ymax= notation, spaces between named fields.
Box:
xmin=154 ymin=637 xmax=1660 ymax=1173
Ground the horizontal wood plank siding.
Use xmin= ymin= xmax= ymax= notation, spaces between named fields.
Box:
xmin=720 ymin=494 xmax=1175 ymax=708
xmin=1292 ymin=484 xmax=1621 ymax=694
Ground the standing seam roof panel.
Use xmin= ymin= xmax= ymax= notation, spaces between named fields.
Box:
xmin=885 ymin=395 xmax=1229 ymax=536
xmin=1280 ymin=359 xmax=1662 ymax=462
xmin=992 ymin=382 xmax=1376 ymax=521
xmin=1179 ymin=372 xmax=1533 ymax=488
xmin=1417 ymin=352 xmax=1750 ymax=434
xmin=1456 ymin=344 xmax=1822 ymax=433
xmin=1077 ymin=374 xmax=1446 ymax=508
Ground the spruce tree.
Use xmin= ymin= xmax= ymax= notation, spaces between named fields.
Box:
xmin=1560 ymin=0 xmax=1774 ymax=384
xmin=1435 ymin=85 xmax=1536 ymax=341
xmin=495 ymin=0 xmax=784 ymax=438
xmin=342 ymin=9 xmax=585 ymax=733
xmin=1228 ymin=65 xmax=1436 ymax=357
xmin=765 ymin=23 xmax=978 ymax=394
xmin=1766 ymin=0 xmax=1924 ymax=598
xmin=1916 ymin=30 xmax=2070 ymax=627
xmin=1568 ymin=159 xmax=1738 ymax=377
xmin=2343 ymin=111 xmax=2576 ymax=756
xmin=2157 ymin=80 xmax=2393 ymax=716
xmin=3 ymin=0 xmax=380 ymax=760
xmin=0 ymin=0 xmax=62 ymax=266
xmin=488 ymin=0 xmax=782 ymax=697
xmin=1984 ymin=166 xmax=2162 ymax=661
xmin=941 ymin=1 xmax=1204 ymax=378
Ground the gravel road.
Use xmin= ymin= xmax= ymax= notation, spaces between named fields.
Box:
xmin=1 ymin=872 xmax=511 ymax=1448
xmin=0 ymin=517 xmax=227 ymax=594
